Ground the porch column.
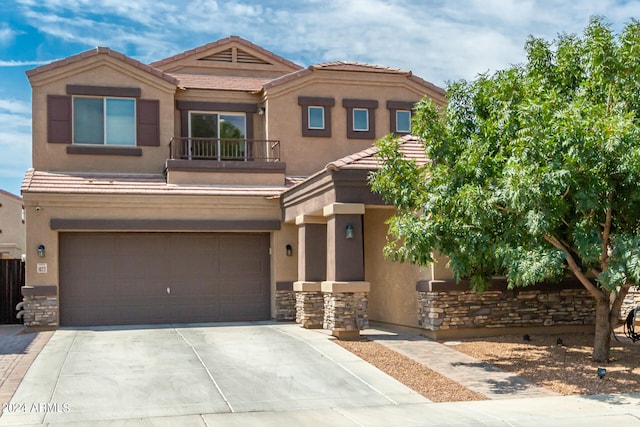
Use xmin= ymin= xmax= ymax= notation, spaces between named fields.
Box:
xmin=293 ymin=215 xmax=326 ymax=329
xmin=322 ymin=203 xmax=370 ymax=335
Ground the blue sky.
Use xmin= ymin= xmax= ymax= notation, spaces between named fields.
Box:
xmin=1 ymin=0 xmax=639 ymax=196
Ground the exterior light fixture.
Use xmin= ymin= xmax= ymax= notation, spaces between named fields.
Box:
xmin=258 ymin=107 xmax=266 ymax=115
xmin=37 ymin=244 xmax=45 ymax=257
xmin=345 ymin=224 xmax=354 ymax=240
xmin=286 ymin=244 xmax=293 ymax=257
xmin=597 ymin=367 xmax=606 ymax=379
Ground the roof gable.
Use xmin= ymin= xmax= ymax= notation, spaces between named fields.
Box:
xmin=150 ymin=36 xmax=302 ymax=76
xmin=26 ymin=47 xmax=178 ymax=87
xmin=264 ymin=61 xmax=445 ymax=100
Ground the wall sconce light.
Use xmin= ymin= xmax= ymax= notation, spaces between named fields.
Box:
xmin=258 ymin=107 xmax=266 ymax=115
xmin=345 ymin=224 xmax=354 ymax=239
xmin=285 ymin=244 xmax=293 ymax=257
xmin=37 ymin=244 xmax=45 ymax=258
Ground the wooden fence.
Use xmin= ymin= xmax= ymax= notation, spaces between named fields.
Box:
xmin=0 ymin=259 xmax=24 ymax=324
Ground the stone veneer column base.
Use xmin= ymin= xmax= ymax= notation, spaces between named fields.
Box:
xmin=18 ymin=285 xmax=58 ymax=327
xmin=293 ymin=281 xmax=324 ymax=329
xmin=275 ymin=281 xmax=295 ymax=321
xmin=321 ymin=281 xmax=369 ymax=331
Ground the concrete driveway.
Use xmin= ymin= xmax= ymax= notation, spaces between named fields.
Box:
xmin=0 ymin=322 xmax=426 ymax=426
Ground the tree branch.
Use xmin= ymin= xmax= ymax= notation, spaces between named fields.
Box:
xmin=600 ymin=192 xmax=613 ymax=271
xmin=544 ymin=234 xmax=603 ymax=299
xmin=609 ymin=283 xmax=632 ymax=327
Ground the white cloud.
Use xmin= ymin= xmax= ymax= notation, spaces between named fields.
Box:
xmin=0 ymin=99 xmax=31 ymax=115
xmin=0 ymin=59 xmax=53 ymax=67
xmin=0 ymin=105 xmax=32 ymax=192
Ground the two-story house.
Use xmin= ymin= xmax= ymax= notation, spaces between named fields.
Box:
xmin=21 ymin=36 xmax=614 ymax=338
xmin=0 ymin=189 xmax=25 ymax=260
xmin=20 ymin=36 xmax=444 ymax=329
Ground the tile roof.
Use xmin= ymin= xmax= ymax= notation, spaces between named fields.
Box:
xmin=21 ymin=170 xmax=292 ymax=197
xmin=312 ymin=61 xmax=410 ymax=73
xmin=170 ymin=74 xmax=270 ymax=91
xmin=325 ymin=134 xmax=428 ymax=171
xmin=263 ymin=61 xmax=445 ymax=97
xmin=150 ymin=36 xmax=303 ymax=71
xmin=26 ymin=47 xmax=179 ymax=86
xmin=281 ymin=135 xmax=427 ymax=196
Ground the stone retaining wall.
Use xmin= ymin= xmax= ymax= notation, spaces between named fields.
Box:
xmin=417 ymin=279 xmax=595 ymax=333
xmin=621 ymin=287 xmax=640 ymax=320
xmin=323 ymin=292 xmax=368 ymax=330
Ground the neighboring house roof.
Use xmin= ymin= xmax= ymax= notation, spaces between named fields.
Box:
xmin=21 ymin=170 xmax=293 ymax=197
xmin=26 ymin=47 xmax=179 ymax=86
xmin=0 ymin=188 xmax=22 ymax=201
xmin=170 ymin=73 xmax=271 ymax=91
xmin=150 ymin=35 xmax=303 ymax=71
xmin=263 ymin=61 xmax=445 ymax=97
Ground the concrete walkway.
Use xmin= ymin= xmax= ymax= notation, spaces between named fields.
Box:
xmin=0 ymin=326 xmax=53 ymax=406
xmin=361 ymin=323 xmax=556 ymax=399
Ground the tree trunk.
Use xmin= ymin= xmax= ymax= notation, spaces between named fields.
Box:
xmin=593 ymin=296 xmax=612 ymax=363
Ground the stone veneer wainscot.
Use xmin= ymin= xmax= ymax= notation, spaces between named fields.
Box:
xmin=18 ymin=285 xmax=58 ymax=326
xmin=417 ymin=278 xmax=596 ymax=337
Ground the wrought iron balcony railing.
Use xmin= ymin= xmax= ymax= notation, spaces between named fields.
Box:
xmin=169 ymin=137 xmax=280 ymax=162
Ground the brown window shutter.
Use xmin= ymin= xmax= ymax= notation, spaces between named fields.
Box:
xmin=137 ymin=99 xmax=160 ymax=146
xmin=47 ymin=95 xmax=72 ymax=143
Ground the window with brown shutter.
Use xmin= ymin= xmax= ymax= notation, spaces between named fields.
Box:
xmin=47 ymin=95 xmax=72 ymax=143
xmin=137 ymin=99 xmax=160 ymax=146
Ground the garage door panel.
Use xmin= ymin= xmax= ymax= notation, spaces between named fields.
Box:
xmin=220 ymin=299 xmax=269 ymax=321
xmin=60 ymin=232 xmax=270 ymax=326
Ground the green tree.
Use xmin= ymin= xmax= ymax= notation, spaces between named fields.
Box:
xmin=371 ymin=17 xmax=640 ymax=362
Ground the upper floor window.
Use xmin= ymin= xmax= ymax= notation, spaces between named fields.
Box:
xmin=189 ymin=112 xmax=246 ymax=139
xmin=73 ymin=97 xmax=136 ymax=146
xmin=395 ymin=110 xmax=411 ymax=133
xmin=46 ymin=86 xmax=159 ymax=152
xmin=353 ymin=108 xmax=369 ymax=132
xmin=188 ymin=111 xmax=247 ymax=160
xmin=343 ymin=99 xmax=378 ymax=139
xmin=308 ymin=106 xmax=325 ymax=130
xmin=298 ymin=96 xmax=334 ymax=137
xmin=387 ymin=101 xmax=415 ymax=135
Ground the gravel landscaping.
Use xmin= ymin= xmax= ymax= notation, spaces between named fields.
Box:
xmin=452 ymin=328 xmax=640 ymax=396
xmin=337 ymin=327 xmax=640 ymax=401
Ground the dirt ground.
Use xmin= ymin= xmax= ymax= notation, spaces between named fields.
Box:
xmin=452 ymin=328 xmax=640 ymax=396
xmin=337 ymin=327 xmax=640 ymax=402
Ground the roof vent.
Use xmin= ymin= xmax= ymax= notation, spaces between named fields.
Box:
xmin=200 ymin=48 xmax=233 ymax=62
xmin=236 ymin=49 xmax=269 ymax=65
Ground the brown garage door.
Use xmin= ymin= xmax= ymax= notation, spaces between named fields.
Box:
xmin=59 ymin=232 xmax=270 ymax=326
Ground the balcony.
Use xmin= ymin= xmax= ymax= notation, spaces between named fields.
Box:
xmin=169 ymin=137 xmax=280 ymax=162
xmin=166 ymin=138 xmax=286 ymax=186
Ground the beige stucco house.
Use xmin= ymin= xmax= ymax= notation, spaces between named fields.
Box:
xmin=21 ymin=36 xmax=612 ymax=337
xmin=0 ymin=189 xmax=25 ymax=260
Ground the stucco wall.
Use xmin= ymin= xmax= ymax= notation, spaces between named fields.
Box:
xmin=29 ymin=55 xmax=176 ymax=174
xmin=0 ymin=192 xmax=25 ymax=259
xmin=265 ymin=71 xmax=442 ymax=177
xmin=270 ymin=222 xmax=297 ymax=317
xmin=22 ymin=192 xmax=281 ymax=287
xmin=364 ymin=207 xmax=431 ymax=326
